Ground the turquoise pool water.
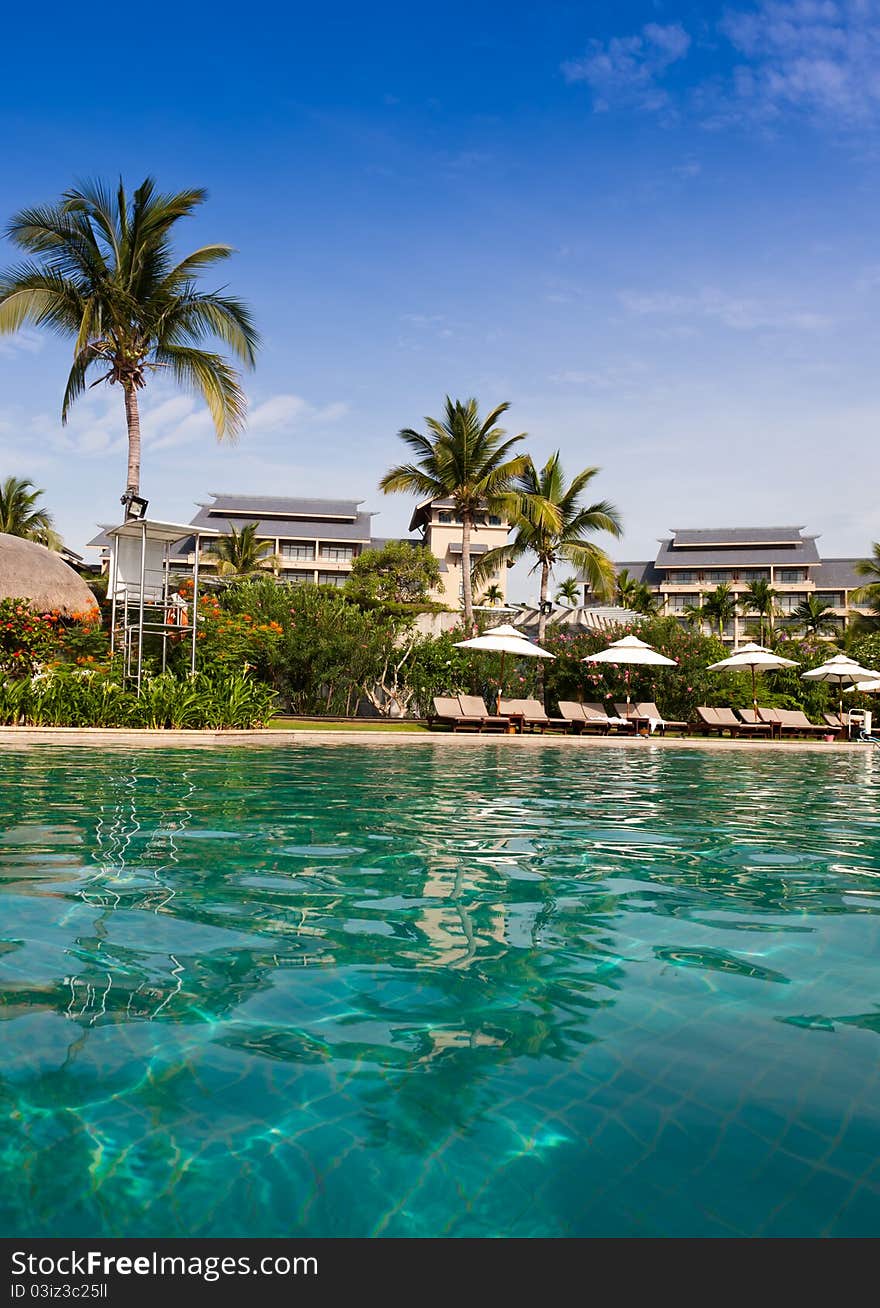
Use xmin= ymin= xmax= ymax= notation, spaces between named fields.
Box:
xmin=1 ymin=742 xmax=879 ymax=1237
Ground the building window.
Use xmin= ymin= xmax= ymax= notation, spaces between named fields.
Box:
xmin=319 ymin=545 xmax=355 ymax=562
xmin=666 ymin=594 xmax=691 ymax=612
xmin=777 ymin=593 xmax=801 ymax=613
xmin=672 ymin=571 xmax=696 ymax=584
xmin=706 ymin=570 xmax=729 ymax=583
xmin=815 ymin=592 xmax=843 ymax=607
xmin=439 ymin=512 xmax=453 ymax=524
xmin=743 ymin=568 xmax=770 ymax=581
xmin=281 ymin=569 xmax=314 ymax=585
xmin=488 ymin=515 xmax=502 ymax=526
xmin=778 ymin=569 xmax=806 ymax=584
xmin=280 ymin=542 xmax=315 ymax=561
xmin=317 ymin=571 xmax=347 ymax=587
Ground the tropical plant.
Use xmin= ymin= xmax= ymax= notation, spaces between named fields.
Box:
xmin=632 ymin=581 xmax=660 ymax=616
xmin=345 ymin=540 xmax=442 ymax=608
xmin=555 ymin=577 xmax=580 ymax=606
xmin=473 ymin=452 xmax=621 ymax=642
xmin=698 ymin=584 xmax=738 ymax=639
xmin=741 ymin=578 xmax=778 ymax=644
xmin=0 ymin=178 xmax=258 ymax=495
xmin=791 ymin=594 xmax=839 ymax=638
xmin=853 ymin=543 xmax=880 ymax=630
xmin=380 ymin=397 xmax=528 ymax=628
xmin=209 ymin=523 xmax=277 ymax=578
xmin=615 ymin=569 xmax=639 ymax=609
xmin=0 ymin=666 xmax=274 ymax=728
xmin=480 ymin=582 xmax=505 ymax=608
xmin=0 ymin=477 xmax=59 ymax=547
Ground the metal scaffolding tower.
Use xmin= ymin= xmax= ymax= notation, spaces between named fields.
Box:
xmin=106 ymin=518 xmax=218 ymax=690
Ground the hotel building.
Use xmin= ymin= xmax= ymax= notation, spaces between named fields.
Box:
xmin=89 ymin=492 xmax=510 ymax=606
xmin=581 ymin=526 xmax=870 ymax=643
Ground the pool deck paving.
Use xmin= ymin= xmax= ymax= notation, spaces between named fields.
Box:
xmin=0 ymin=726 xmax=870 ymax=751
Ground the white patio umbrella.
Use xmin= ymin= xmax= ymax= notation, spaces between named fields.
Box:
xmin=581 ymin=634 xmax=677 ymax=711
xmin=847 ymin=679 xmax=880 ymax=694
xmin=454 ymin=623 xmax=555 ymax=711
xmin=708 ymin=641 xmax=799 ymax=718
xmin=802 ymin=653 xmax=880 ymax=718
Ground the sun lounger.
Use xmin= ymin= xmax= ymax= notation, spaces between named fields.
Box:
xmin=431 ymin=696 xmax=483 ymax=732
xmin=824 ymin=712 xmax=844 ymax=731
xmin=558 ymin=702 xmax=611 ymax=733
xmin=695 ymin=706 xmax=772 ymax=737
xmin=500 ymin=698 xmax=571 ymax=733
xmin=635 ymin=702 xmax=688 ymax=734
xmin=737 ymin=707 xmax=778 ymax=736
xmin=458 ymin=694 xmax=511 ymax=732
xmin=759 ymin=707 xmax=828 ymax=737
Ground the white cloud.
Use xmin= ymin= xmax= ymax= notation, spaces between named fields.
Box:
xmin=719 ymin=0 xmax=880 ymax=124
xmin=0 ymin=330 xmax=45 ymax=358
xmin=248 ymin=393 xmax=349 ymax=432
xmin=562 ymin=22 xmax=691 ymax=113
xmin=619 ymin=286 xmax=833 ymax=332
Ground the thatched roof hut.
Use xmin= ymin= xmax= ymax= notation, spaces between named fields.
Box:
xmin=0 ymin=533 xmax=98 ymax=617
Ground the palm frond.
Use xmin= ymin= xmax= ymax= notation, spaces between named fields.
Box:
xmin=154 ymin=345 xmax=246 ymax=440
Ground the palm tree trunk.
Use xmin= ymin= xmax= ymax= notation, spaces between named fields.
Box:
xmin=461 ymin=512 xmax=474 ymax=630
xmin=123 ymin=383 xmax=142 ymax=495
xmin=538 ymin=560 xmax=550 ymax=643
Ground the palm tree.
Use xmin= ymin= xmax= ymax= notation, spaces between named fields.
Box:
xmin=480 ymin=583 xmax=504 ymax=607
xmin=0 ymin=476 xmax=59 ymax=548
xmin=700 ymin=584 xmax=738 ymax=639
xmin=0 ymin=178 xmax=258 ymax=497
xmin=853 ymin=543 xmax=880 ymax=628
xmin=792 ymin=594 xmax=838 ymax=638
xmin=632 ymin=581 xmax=660 ymax=616
xmin=210 ymin=524 xmax=277 ymax=578
xmin=555 ymin=576 xmax=581 ymax=606
xmin=473 ymin=452 xmax=621 ymax=642
xmin=615 ymin=568 xmax=639 ymax=608
xmin=380 ymin=397 xmax=529 ymax=628
xmin=683 ymin=598 xmax=707 ymax=634
xmin=741 ymin=577 xmax=778 ymax=644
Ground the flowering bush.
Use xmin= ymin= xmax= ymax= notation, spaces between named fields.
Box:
xmin=0 ymin=599 xmax=108 ymax=675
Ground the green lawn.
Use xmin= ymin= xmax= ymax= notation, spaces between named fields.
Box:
xmin=269 ymin=717 xmax=430 ymax=733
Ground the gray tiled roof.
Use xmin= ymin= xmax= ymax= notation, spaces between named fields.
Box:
xmin=669 ymin=527 xmax=807 ymax=546
xmin=656 ymin=536 xmax=820 ymax=568
xmin=813 ymin=558 xmax=867 ymax=590
xmin=611 ymin=561 xmax=664 ymax=585
xmin=86 ymin=526 xmax=114 ymax=549
xmin=189 ymin=506 xmax=375 ymax=542
xmin=204 ymin=494 xmax=365 ymax=519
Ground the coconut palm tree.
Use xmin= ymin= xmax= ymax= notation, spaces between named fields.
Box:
xmin=632 ymin=582 xmax=660 ymax=616
xmin=0 ymin=476 xmax=59 ymax=548
xmin=473 ymin=452 xmax=621 ymax=642
xmin=792 ymin=594 xmax=838 ymax=638
xmin=853 ymin=543 xmax=880 ymax=629
xmin=615 ymin=568 xmax=639 ymax=609
xmin=555 ymin=576 xmax=581 ymax=606
xmin=480 ymin=583 xmax=504 ymax=607
xmin=741 ymin=577 xmax=778 ymax=644
xmin=380 ymin=397 xmax=529 ymax=628
xmin=210 ymin=524 xmax=277 ymax=578
xmin=700 ymin=584 xmax=738 ymax=640
xmin=0 ymin=178 xmax=258 ymax=497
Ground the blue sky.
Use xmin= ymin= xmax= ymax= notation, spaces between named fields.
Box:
xmin=1 ymin=0 xmax=879 ymax=598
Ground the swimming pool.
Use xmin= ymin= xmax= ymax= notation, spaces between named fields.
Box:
xmin=1 ymin=742 xmax=879 ymax=1237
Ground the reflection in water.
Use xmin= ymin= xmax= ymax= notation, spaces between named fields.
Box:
xmin=0 ymin=743 xmax=879 ymax=1236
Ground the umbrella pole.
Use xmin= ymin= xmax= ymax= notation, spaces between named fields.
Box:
xmin=752 ymin=664 xmax=757 ymax=718
xmin=498 ymin=651 xmax=505 ymax=715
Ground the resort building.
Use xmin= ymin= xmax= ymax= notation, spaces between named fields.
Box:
xmin=89 ymin=492 xmax=511 ymax=608
xmin=408 ymin=497 xmax=510 ymax=608
xmin=581 ymin=526 xmax=871 ymax=643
